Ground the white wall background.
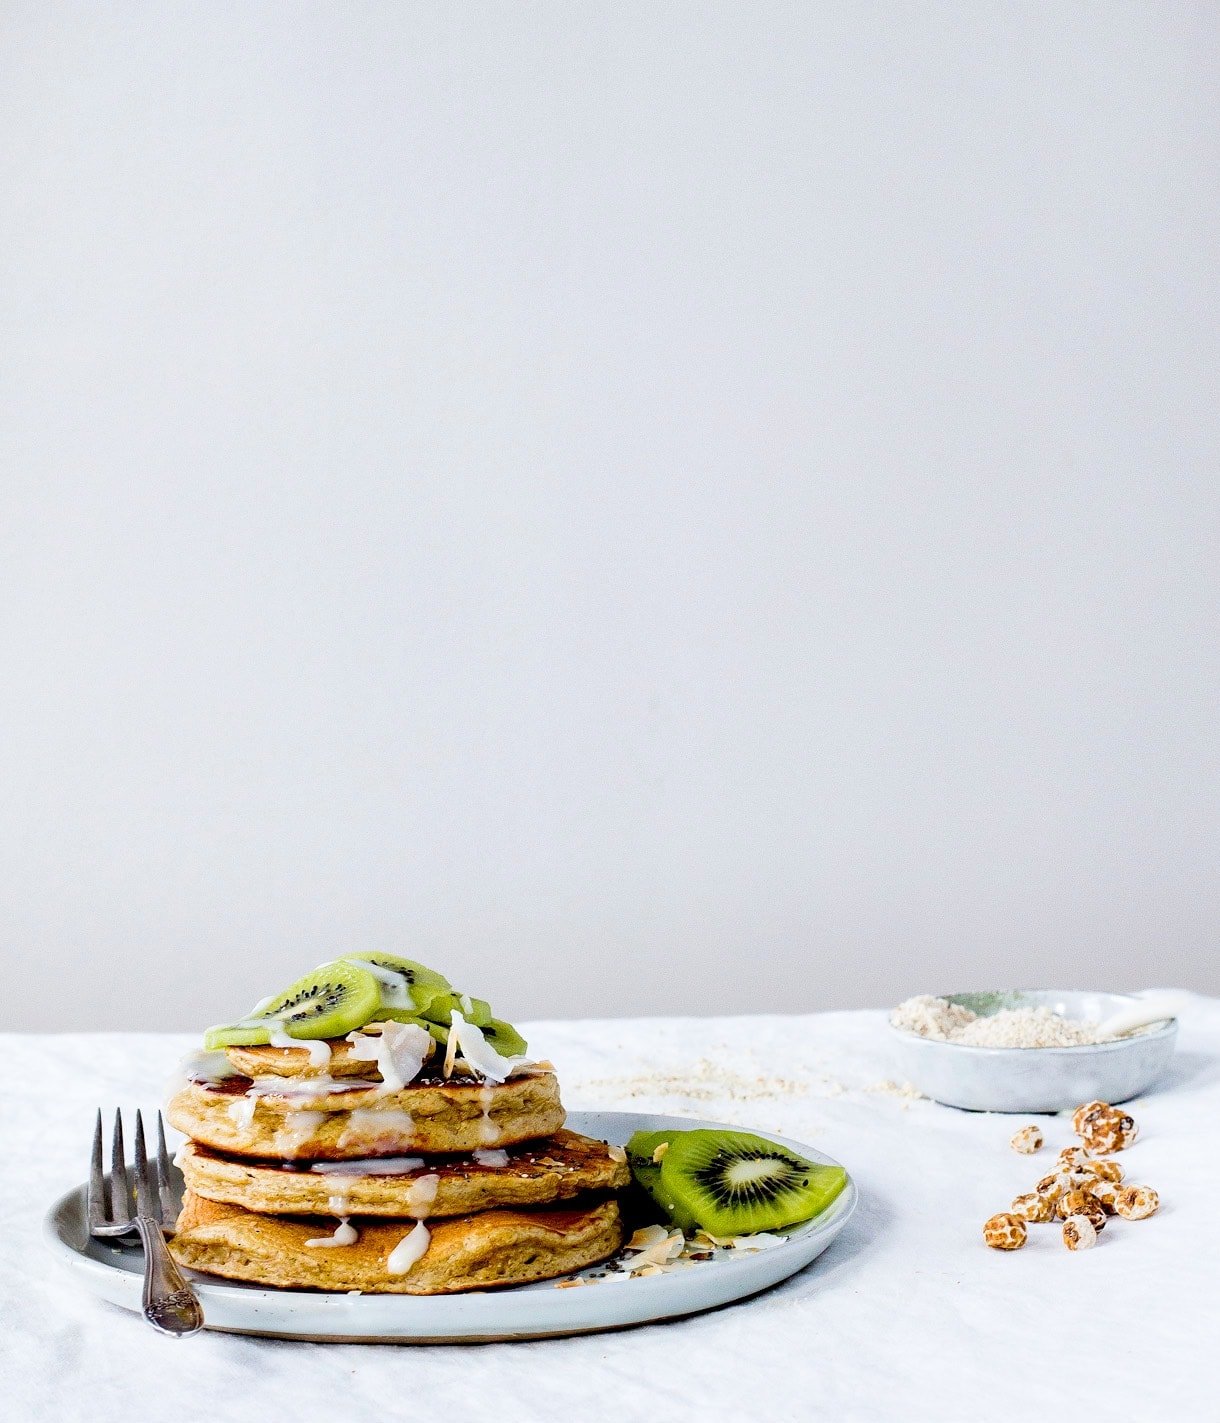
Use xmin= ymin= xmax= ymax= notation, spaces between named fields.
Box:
xmin=2 ymin=2 xmax=1217 ymax=1033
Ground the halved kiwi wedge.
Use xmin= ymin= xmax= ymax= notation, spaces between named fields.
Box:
xmin=342 ymin=952 xmax=452 ymax=1015
xmin=203 ymin=962 xmax=382 ymax=1049
xmin=657 ymin=1129 xmax=847 ymax=1235
xmin=626 ymin=1130 xmax=698 ymax=1230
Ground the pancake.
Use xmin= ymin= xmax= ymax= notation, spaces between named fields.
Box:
xmin=170 ymin=1191 xmax=624 ymax=1293
xmin=165 ymin=1069 xmax=564 ymax=1160
xmin=179 ymin=1129 xmax=631 ymax=1218
xmin=224 ymin=1036 xmax=418 ymax=1080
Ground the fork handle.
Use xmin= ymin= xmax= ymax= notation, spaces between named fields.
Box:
xmin=134 ymin=1214 xmax=204 ymax=1336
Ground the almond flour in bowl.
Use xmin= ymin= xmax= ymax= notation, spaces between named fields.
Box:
xmin=887 ymin=990 xmax=1178 ymax=1113
xmin=890 ymin=995 xmax=1113 ymax=1049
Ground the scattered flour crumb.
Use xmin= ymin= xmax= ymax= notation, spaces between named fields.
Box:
xmin=862 ymin=1078 xmax=926 ymax=1101
xmin=580 ymin=1057 xmax=809 ymax=1103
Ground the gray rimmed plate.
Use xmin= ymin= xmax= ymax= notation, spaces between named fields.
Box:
xmin=889 ymin=989 xmax=1178 ymax=1113
xmin=43 ymin=1109 xmax=857 ymax=1342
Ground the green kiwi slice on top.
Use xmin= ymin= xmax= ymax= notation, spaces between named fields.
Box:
xmin=203 ymin=962 xmax=382 ymax=1048
xmin=481 ymin=1017 xmax=527 ymax=1057
xmin=342 ymin=952 xmax=452 ymax=1015
xmin=419 ymin=991 xmax=493 ymax=1029
xmin=657 ymin=1129 xmax=847 ymax=1235
xmin=383 ymin=1014 xmax=528 ymax=1057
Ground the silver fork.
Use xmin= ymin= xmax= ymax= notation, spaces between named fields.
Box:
xmin=88 ymin=1108 xmax=204 ymax=1337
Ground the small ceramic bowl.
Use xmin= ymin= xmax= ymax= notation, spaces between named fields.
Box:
xmin=888 ymin=989 xmax=1178 ymax=1113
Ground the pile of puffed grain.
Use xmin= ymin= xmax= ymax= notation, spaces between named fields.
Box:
xmin=983 ymin=1101 xmax=1160 ymax=1253
xmin=891 ymin=994 xmax=1109 ymax=1048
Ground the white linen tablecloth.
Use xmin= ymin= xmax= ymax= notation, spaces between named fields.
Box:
xmin=5 ymin=996 xmax=1217 ymax=1422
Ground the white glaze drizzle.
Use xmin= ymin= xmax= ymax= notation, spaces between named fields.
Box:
xmin=310 ymin=1156 xmax=426 ymax=1176
xmin=472 ymin=1148 xmax=509 ymax=1168
xmin=176 ymin=1049 xmax=241 ymax=1085
xmin=337 ymin=1107 xmax=416 ymax=1151
xmin=305 ymin=1218 xmax=358 ymax=1248
xmin=386 ymin=1220 xmax=430 ymax=1275
xmin=276 ymin=1110 xmax=326 ymax=1153
xmin=227 ymin=1096 xmax=257 ymax=1130
xmin=351 ymin=959 xmax=415 ymax=1010
xmin=404 ymin=1173 xmax=440 ymax=1216
xmin=246 ymin=1074 xmax=378 ymax=1098
xmin=477 ymin=1084 xmax=500 ymax=1144
xmin=268 ymin=1026 xmax=333 ymax=1069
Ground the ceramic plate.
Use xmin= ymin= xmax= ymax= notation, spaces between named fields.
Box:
xmin=44 ymin=1110 xmax=857 ymax=1342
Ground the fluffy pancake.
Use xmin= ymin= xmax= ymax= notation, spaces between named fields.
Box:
xmin=224 ymin=1037 xmax=413 ymax=1080
xmin=170 ymin=1191 xmax=623 ymax=1293
xmin=179 ymin=1129 xmax=631 ymax=1218
xmin=165 ymin=1069 xmax=564 ymax=1160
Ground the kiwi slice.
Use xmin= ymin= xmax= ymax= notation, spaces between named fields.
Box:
xmin=374 ymin=1008 xmax=449 ymax=1045
xmin=461 ymin=995 xmax=493 ymax=1027
xmin=397 ymin=1015 xmax=527 ymax=1057
xmin=204 ymin=962 xmax=382 ymax=1048
xmin=421 ymin=991 xmax=493 ymax=1029
xmin=342 ymin=952 xmax=451 ymax=1014
xmin=657 ymin=1129 xmax=847 ymax=1235
xmin=203 ymin=1021 xmax=276 ymax=1050
xmin=626 ymin=1130 xmax=698 ymax=1230
xmin=481 ymin=1018 xmax=527 ymax=1057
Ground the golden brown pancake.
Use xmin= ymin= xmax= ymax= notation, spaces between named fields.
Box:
xmin=166 ymin=1069 xmax=564 ymax=1160
xmin=170 ymin=1191 xmax=623 ymax=1293
xmin=178 ymin=1129 xmax=631 ymax=1218
xmin=224 ymin=1035 xmax=416 ymax=1080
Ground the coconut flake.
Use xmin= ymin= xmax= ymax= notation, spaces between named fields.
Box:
xmin=623 ymin=1227 xmax=685 ymax=1270
xmin=446 ymin=1010 xmax=531 ymax=1084
xmin=726 ymin=1232 xmax=788 ymax=1251
xmin=345 ymin=1021 xmax=432 ymax=1093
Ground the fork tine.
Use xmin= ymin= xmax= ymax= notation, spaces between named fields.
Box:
xmin=133 ymin=1110 xmax=156 ymax=1221
xmin=155 ymin=1112 xmax=179 ymax=1222
xmin=109 ymin=1109 xmax=129 ymax=1221
xmin=88 ymin=1110 xmax=106 ymax=1228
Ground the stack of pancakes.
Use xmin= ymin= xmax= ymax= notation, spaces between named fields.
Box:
xmin=165 ymin=1032 xmax=629 ymax=1293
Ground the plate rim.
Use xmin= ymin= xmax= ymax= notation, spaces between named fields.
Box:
xmin=43 ymin=1109 xmax=858 ymax=1342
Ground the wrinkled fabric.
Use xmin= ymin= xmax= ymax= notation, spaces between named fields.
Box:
xmin=4 ymin=996 xmax=1216 ymax=1422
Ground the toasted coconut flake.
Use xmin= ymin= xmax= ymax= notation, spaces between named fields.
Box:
xmin=651 ymin=1142 xmax=670 ymax=1163
xmin=626 ymin=1225 xmax=671 ymax=1252
xmin=606 ymin=1143 xmax=627 ymax=1163
xmin=727 ymin=1232 xmax=788 ymax=1251
xmin=624 ymin=1228 xmax=686 ymax=1270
